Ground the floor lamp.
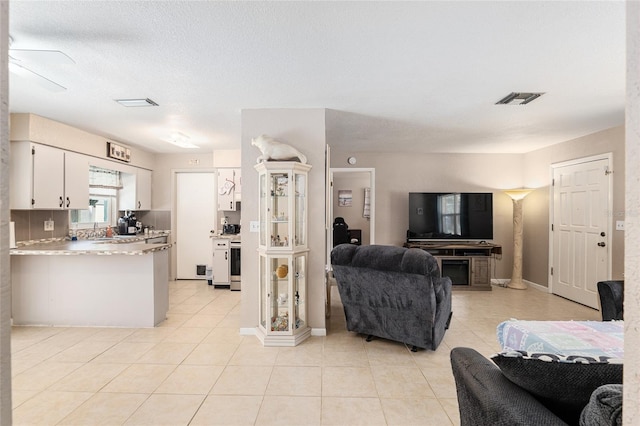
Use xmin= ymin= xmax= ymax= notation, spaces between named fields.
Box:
xmin=504 ymin=189 xmax=534 ymax=290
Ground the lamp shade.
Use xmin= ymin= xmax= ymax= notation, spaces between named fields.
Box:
xmin=503 ymin=188 xmax=534 ymax=201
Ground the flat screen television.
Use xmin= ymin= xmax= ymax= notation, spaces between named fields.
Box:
xmin=407 ymin=192 xmax=493 ymax=241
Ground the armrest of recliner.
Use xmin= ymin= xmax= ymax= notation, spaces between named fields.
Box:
xmin=450 ymin=347 xmax=568 ymax=426
xmin=597 ymin=280 xmax=624 ymax=321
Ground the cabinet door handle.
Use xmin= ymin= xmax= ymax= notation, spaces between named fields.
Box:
xmin=137 ymin=201 xmax=141 ymax=209
xmin=225 ymin=252 xmax=228 ymax=260
xmin=59 ymin=196 xmax=63 ymax=208
xmin=230 ymin=201 xmax=233 ymax=209
xmin=66 ymin=197 xmax=70 ymax=208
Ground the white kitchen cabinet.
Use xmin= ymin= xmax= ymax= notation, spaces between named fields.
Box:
xmin=64 ymin=151 xmax=91 ymax=209
xmin=10 ymin=141 xmax=89 ymax=209
xmin=234 ymin=168 xmax=241 ymax=201
xmin=119 ymin=168 xmax=152 ymax=211
xmin=217 ymin=168 xmax=240 ymax=211
xmin=212 ymin=238 xmax=230 ymax=287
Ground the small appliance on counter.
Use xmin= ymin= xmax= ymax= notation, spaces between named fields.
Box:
xmin=223 ymin=224 xmax=240 ymax=234
xmin=118 ymin=211 xmax=140 ymax=235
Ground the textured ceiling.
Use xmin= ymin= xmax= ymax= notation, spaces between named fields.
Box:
xmin=8 ymin=1 xmax=626 ymax=154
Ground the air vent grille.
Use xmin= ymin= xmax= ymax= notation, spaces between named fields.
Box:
xmin=496 ymin=92 xmax=544 ymax=105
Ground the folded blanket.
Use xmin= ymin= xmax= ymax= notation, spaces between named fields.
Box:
xmin=580 ymin=384 xmax=623 ymax=426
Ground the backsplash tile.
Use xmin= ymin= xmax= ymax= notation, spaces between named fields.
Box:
xmin=11 ymin=209 xmax=167 ymax=243
xmin=136 ymin=210 xmax=171 ymax=231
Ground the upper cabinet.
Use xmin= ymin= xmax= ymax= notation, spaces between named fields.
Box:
xmin=217 ymin=168 xmax=241 ymax=211
xmin=10 ymin=141 xmax=90 ymax=209
xmin=119 ymin=168 xmax=152 ymax=211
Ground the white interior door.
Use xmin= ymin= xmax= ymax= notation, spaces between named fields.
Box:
xmin=176 ymin=172 xmax=216 ymax=279
xmin=551 ymin=156 xmax=611 ymax=308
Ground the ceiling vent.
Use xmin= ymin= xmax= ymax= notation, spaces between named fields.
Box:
xmin=115 ymin=98 xmax=159 ymax=107
xmin=496 ymin=92 xmax=544 ymax=105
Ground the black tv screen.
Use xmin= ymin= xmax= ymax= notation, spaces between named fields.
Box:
xmin=407 ymin=192 xmax=493 ymax=241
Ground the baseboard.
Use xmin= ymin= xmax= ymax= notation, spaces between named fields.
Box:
xmin=239 ymin=327 xmax=256 ymax=336
xmin=240 ymin=327 xmax=327 ymax=337
xmin=492 ymin=278 xmax=550 ymax=292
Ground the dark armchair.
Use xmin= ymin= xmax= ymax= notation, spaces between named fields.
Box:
xmin=332 ymin=217 xmax=350 ymax=247
xmin=597 ymin=280 xmax=624 ymax=321
xmin=331 ymin=244 xmax=452 ymax=350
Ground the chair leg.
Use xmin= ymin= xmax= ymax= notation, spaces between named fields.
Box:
xmin=366 ymin=335 xmax=374 ymax=342
xmin=445 ymin=311 xmax=453 ymax=330
xmin=411 ymin=345 xmax=418 ymax=352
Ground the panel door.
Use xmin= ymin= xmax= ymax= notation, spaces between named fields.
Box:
xmin=176 ymin=172 xmax=216 ymax=279
xmin=552 ymin=158 xmax=610 ymax=308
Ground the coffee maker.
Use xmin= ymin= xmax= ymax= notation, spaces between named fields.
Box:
xmin=118 ymin=211 xmax=139 ymax=235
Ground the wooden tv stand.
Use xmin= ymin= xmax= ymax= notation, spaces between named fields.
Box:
xmin=403 ymin=242 xmax=502 ymax=291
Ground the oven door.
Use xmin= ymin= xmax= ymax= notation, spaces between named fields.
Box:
xmin=230 ymin=243 xmax=241 ymax=291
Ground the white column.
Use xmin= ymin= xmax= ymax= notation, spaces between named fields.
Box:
xmin=625 ymin=0 xmax=640 ymax=423
xmin=504 ymin=189 xmax=533 ymax=290
xmin=0 ymin=1 xmax=13 ymax=423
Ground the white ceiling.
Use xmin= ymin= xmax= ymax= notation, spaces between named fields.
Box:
xmin=8 ymin=1 xmax=626 ymax=155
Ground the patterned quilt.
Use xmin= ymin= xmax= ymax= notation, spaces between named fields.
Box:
xmin=497 ymin=320 xmax=624 ymax=359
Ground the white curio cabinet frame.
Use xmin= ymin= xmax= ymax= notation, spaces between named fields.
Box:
xmin=255 ymin=161 xmax=312 ymax=346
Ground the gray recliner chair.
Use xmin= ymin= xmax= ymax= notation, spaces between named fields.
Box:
xmin=331 ymin=244 xmax=452 ymax=351
xmin=597 ymin=280 xmax=624 ymax=321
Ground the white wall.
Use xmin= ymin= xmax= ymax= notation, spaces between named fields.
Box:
xmin=10 ymin=113 xmax=155 ymax=170
xmin=152 ymin=152 xmax=214 ymax=210
xmin=522 ymin=125 xmax=625 ymax=286
xmin=240 ymin=108 xmax=327 ymax=333
xmin=329 ymin=150 xmax=524 ymax=279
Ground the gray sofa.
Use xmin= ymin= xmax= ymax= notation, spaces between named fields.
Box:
xmin=450 ymin=347 xmax=623 ymax=426
xmin=331 ymin=244 xmax=452 ymax=350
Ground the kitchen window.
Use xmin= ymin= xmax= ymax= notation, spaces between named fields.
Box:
xmin=69 ymin=166 xmax=120 ymax=228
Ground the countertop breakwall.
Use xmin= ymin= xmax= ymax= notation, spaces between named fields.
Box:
xmin=11 ymin=231 xmax=172 ymax=256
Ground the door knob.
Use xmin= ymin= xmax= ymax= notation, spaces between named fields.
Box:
xmin=597 ymin=242 xmax=606 ymax=247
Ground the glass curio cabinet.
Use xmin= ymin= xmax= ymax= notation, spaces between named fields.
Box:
xmin=255 ymin=161 xmax=312 ymax=346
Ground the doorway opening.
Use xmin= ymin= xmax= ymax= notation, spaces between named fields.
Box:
xmin=329 ymin=168 xmax=375 ymax=249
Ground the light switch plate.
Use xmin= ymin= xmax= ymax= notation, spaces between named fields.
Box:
xmin=616 ymin=220 xmax=625 ymax=231
xmin=44 ymin=220 xmax=54 ymax=231
xmin=250 ymin=221 xmax=260 ymax=232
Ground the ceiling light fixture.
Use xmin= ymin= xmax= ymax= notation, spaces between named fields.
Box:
xmin=114 ymin=98 xmax=159 ymax=107
xmin=166 ymin=132 xmax=199 ymax=149
xmin=495 ymin=92 xmax=544 ymax=105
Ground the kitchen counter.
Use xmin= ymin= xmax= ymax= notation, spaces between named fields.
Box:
xmin=11 ymin=236 xmax=171 ymax=327
xmin=10 ymin=239 xmax=171 ymax=256
xmin=210 ymin=233 xmax=241 ymax=242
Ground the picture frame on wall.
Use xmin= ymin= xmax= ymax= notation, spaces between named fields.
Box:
xmin=338 ymin=190 xmax=352 ymax=207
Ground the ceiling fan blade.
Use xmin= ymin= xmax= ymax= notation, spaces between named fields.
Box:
xmin=9 ymin=61 xmax=67 ymax=92
xmin=9 ymin=49 xmax=75 ymax=65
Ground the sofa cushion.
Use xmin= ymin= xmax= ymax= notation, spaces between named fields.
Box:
xmin=491 ymin=350 xmax=623 ymax=425
xmin=579 ymin=384 xmax=623 ymax=426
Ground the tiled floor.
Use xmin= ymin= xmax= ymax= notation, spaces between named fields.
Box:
xmin=11 ymin=281 xmax=600 ymax=425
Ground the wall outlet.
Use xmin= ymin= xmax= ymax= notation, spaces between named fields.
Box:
xmin=44 ymin=220 xmax=54 ymax=231
xmin=616 ymin=220 xmax=625 ymax=231
xmin=250 ymin=221 xmax=260 ymax=232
